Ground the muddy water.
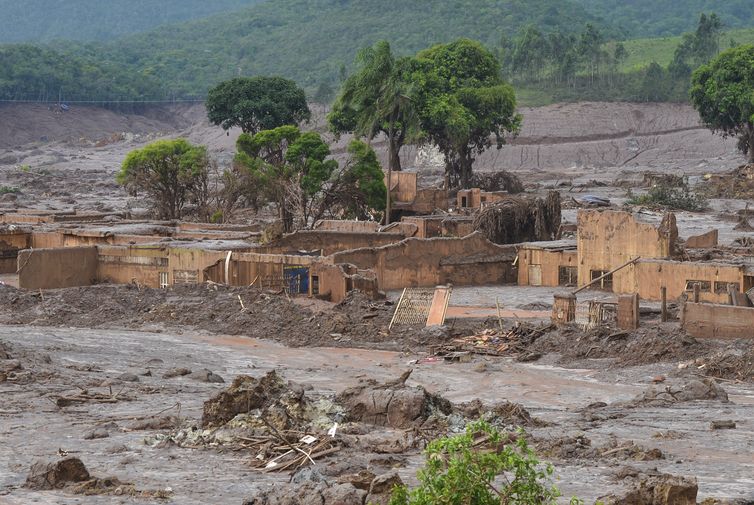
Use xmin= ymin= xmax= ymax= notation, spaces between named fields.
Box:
xmin=0 ymin=325 xmax=752 ymax=504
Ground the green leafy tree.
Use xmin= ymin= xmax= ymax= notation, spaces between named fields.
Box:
xmin=412 ymin=39 xmax=521 ymax=189
xmin=691 ymin=44 xmax=754 ymax=163
xmin=329 ymin=41 xmax=419 ymax=174
xmin=669 ymin=13 xmax=723 ymax=79
xmin=117 ymin=139 xmax=210 ymax=220
xmin=329 ymin=140 xmax=387 ymax=220
xmin=389 ymin=420 xmax=572 ymax=505
xmin=206 ymin=76 xmax=311 ymax=134
xmin=235 ymin=125 xmax=337 ymax=231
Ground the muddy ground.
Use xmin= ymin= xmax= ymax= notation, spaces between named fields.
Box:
xmin=0 ymin=284 xmax=753 ymax=504
xmin=1 ymin=101 xmax=754 ymax=503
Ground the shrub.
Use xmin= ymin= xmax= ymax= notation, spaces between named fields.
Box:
xmin=388 ymin=420 xmax=580 ymax=505
xmin=627 ymin=181 xmax=707 ymax=211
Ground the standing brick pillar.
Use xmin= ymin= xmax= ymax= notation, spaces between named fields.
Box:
xmin=618 ymin=293 xmax=640 ymax=330
xmin=552 ymin=293 xmax=576 ymax=324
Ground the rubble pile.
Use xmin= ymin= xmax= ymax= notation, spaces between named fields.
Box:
xmin=148 ymin=371 xmax=345 ymax=472
xmin=436 ymin=323 xmax=551 ymax=358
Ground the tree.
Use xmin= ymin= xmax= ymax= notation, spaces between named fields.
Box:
xmin=330 ymin=140 xmax=387 ymax=220
xmin=691 ymin=45 xmax=754 ymax=163
xmin=235 ymin=125 xmax=337 ymax=231
xmin=329 ymin=41 xmax=419 ymax=174
xmin=412 ymin=39 xmax=521 ymax=189
xmin=388 ymin=420 xmax=570 ymax=505
xmin=670 ymin=13 xmax=723 ymax=79
xmin=117 ymin=139 xmax=210 ymax=220
xmin=206 ymin=76 xmax=311 ymax=134
xmin=329 ymin=40 xmax=420 ymax=223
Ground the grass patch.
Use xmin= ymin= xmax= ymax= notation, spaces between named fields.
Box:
xmin=0 ymin=186 xmax=20 ymax=194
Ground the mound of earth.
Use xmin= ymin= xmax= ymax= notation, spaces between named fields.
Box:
xmin=600 ymin=470 xmax=697 ymax=505
xmin=0 ymin=284 xmax=460 ymax=351
xmin=633 ymin=378 xmax=728 ymax=406
xmin=336 ymin=370 xmax=452 ymax=429
xmin=529 ymin=323 xmax=714 ymax=367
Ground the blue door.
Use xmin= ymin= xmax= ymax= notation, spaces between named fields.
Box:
xmin=284 ymin=266 xmax=309 ymax=294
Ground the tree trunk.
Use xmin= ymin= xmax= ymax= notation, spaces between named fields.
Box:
xmin=389 ymin=136 xmax=402 ymax=172
xmin=385 ymin=122 xmax=394 ymax=225
xmin=749 ymin=125 xmax=754 ymax=164
xmin=459 ymin=148 xmax=474 ymax=189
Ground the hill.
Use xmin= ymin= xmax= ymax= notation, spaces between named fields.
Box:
xmin=0 ymin=0 xmax=263 ymax=42
xmin=100 ymin=0 xmax=612 ymax=95
xmin=617 ymin=27 xmax=754 ymax=70
xmin=573 ymin=0 xmax=754 ymax=38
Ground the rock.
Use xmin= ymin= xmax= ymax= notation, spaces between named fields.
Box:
xmin=83 ymin=427 xmax=110 ymax=440
xmin=125 ymin=416 xmax=181 ymax=431
xmin=601 ymin=472 xmax=697 ymax=505
xmin=416 ymin=325 xmax=450 ymax=343
xmin=162 ymin=367 xmax=192 ymax=379
xmin=635 ymin=378 xmax=728 ymax=405
xmin=652 ymin=375 xmax=666 ymax=383
xmin=322 ymin=483 xmax=367 ymax=505
xmin=291 ymin=467 xmax=327 ymax=485
xmin=25 ymin=458 xmax=90 ymax=490
xmin=0 ymin=359 xmax=22 ymax=373
xmin=366 ymin=472 xmax=404 ymax=505
xmin=202 ymin=371 xmax=293 ymax=428
xmin=336 ymin=374 xmax=451 ymax=429
xmin=710 ymin=420 xmax=736 ymax=430
xmin=117 ymin=373 xmax=139 ymax=383
xmin=517 ymin=352 xmax=542 ymax=362
xmin=243 ymin=481 xmax=364 ymax=505
xmin=473 ymin=362 xmax=487 ymax=373
xmin=105 ymin=444 xmax=129 ymax=454
xmin=190 ymin=369 xmax=225 ymax=383
xmin=337 ymin=470 xmax=376 ymax=491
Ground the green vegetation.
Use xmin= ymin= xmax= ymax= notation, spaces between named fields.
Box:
xmin=3 ymin=0 xmax=754 ymax=105
xmin=329 ymin=41 xmax=419 ymax=175
xmin=413 ymin=39 xmax=521 ymax=188
xmin=71 ymin=0 xmax=612 ymax=97
xmin=0 ymin=45 xmax=163 ymax=103
xmin=0 ymin=0 xmax=262 ymax=42
xmin=627 ymin=182 xmax=708 ymax=212
xmin=573 ymin=0 xmax=754 ymax=38
xmin=507 ymin=14 xmax=730 ymax=104
xmin=206 ymin=77 xmax=310 ymax=134
xmin=388 ymin=420 xmax=574 ymax=505
xmin=232 ymin=126 xmax=385 ymax=229
xmin=118 ymin=139 xmax=210 ymax=220
xmin=0 ymin=186 xmax=20 ymax=195
xmin=691 ymin=45 xmax=754 ymax=162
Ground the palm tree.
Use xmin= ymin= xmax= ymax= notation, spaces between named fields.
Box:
xmin=329 ymin=41 xmax=419 ymax=224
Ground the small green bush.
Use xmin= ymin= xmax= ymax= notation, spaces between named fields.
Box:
xmin=0 ymin=186 xmax=20 ymax=194
xmin=388 ymin=420 xmax=581 ymax=505
xmin=627 ymin=181 xmax=707 ymax=211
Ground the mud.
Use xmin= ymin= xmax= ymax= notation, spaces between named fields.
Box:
xmin=0 ymin=284 xmax=469 ymax=351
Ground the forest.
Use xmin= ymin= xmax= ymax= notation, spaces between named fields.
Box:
xmin=0 ymin=0 xmax=262 ymax=42
xmin=0 ymin=0 xmax=752 ymax=105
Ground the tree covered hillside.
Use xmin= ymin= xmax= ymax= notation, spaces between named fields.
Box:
xmin=101 ymin=0 xmax=612 ymax=95
xmin=0 ymin=0 xmax=263 ymax=42
xmin=573 ymin=0 xmax=754 ymax=38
